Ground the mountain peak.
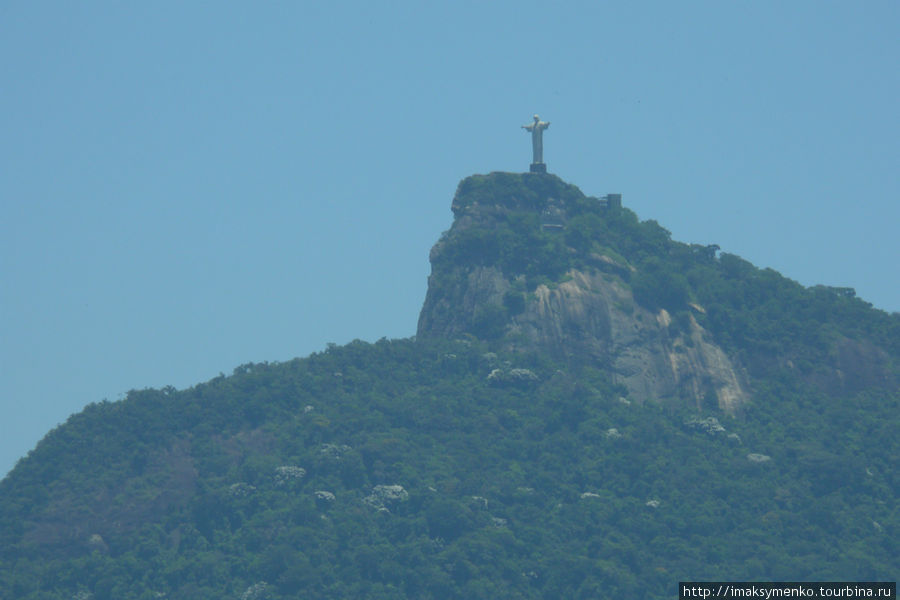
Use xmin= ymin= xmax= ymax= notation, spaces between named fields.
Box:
xmin=419 ymin=171 xmax=898 ymax=412
xmin=418 ymin=172 xmax=749 ymax=413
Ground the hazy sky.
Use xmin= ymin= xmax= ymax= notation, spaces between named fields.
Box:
xmin=2 ymin=2 xmax=898 ymax=478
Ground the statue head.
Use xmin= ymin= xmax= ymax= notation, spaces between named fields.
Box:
xmin=533 ymin=114 xmax=540 ymax=121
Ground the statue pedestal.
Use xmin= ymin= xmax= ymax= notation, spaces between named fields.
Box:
xmin=529 ymin=163 xmax=547 ymax=173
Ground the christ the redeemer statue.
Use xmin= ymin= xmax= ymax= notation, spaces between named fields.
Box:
xmin=522 ymin=114 xmax=550 ymax=172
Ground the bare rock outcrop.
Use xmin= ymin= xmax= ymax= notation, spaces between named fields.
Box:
xmin=419 ymin=264 xmax=747 ymax=413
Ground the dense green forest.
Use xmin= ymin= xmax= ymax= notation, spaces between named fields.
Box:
xmin=0 ymin=173 xmax=897 ymax=599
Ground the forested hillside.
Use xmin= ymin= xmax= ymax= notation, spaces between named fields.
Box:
xmin=1 ymin=173 xmax=897 ymax=599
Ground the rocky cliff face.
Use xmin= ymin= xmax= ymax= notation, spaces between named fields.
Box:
xmin=417 ymin=172 xmax=749 ymax=414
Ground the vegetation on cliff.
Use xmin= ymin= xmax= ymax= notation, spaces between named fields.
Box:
xmin=421 ymin=173 xmax=898 ymax=395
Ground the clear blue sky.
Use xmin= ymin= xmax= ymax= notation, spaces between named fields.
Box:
xmin=2 ymin=2 xmax=898 ymax=478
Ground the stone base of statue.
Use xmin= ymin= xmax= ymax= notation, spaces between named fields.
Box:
xmin=529 ymin=163 xmax=547 ymax=173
